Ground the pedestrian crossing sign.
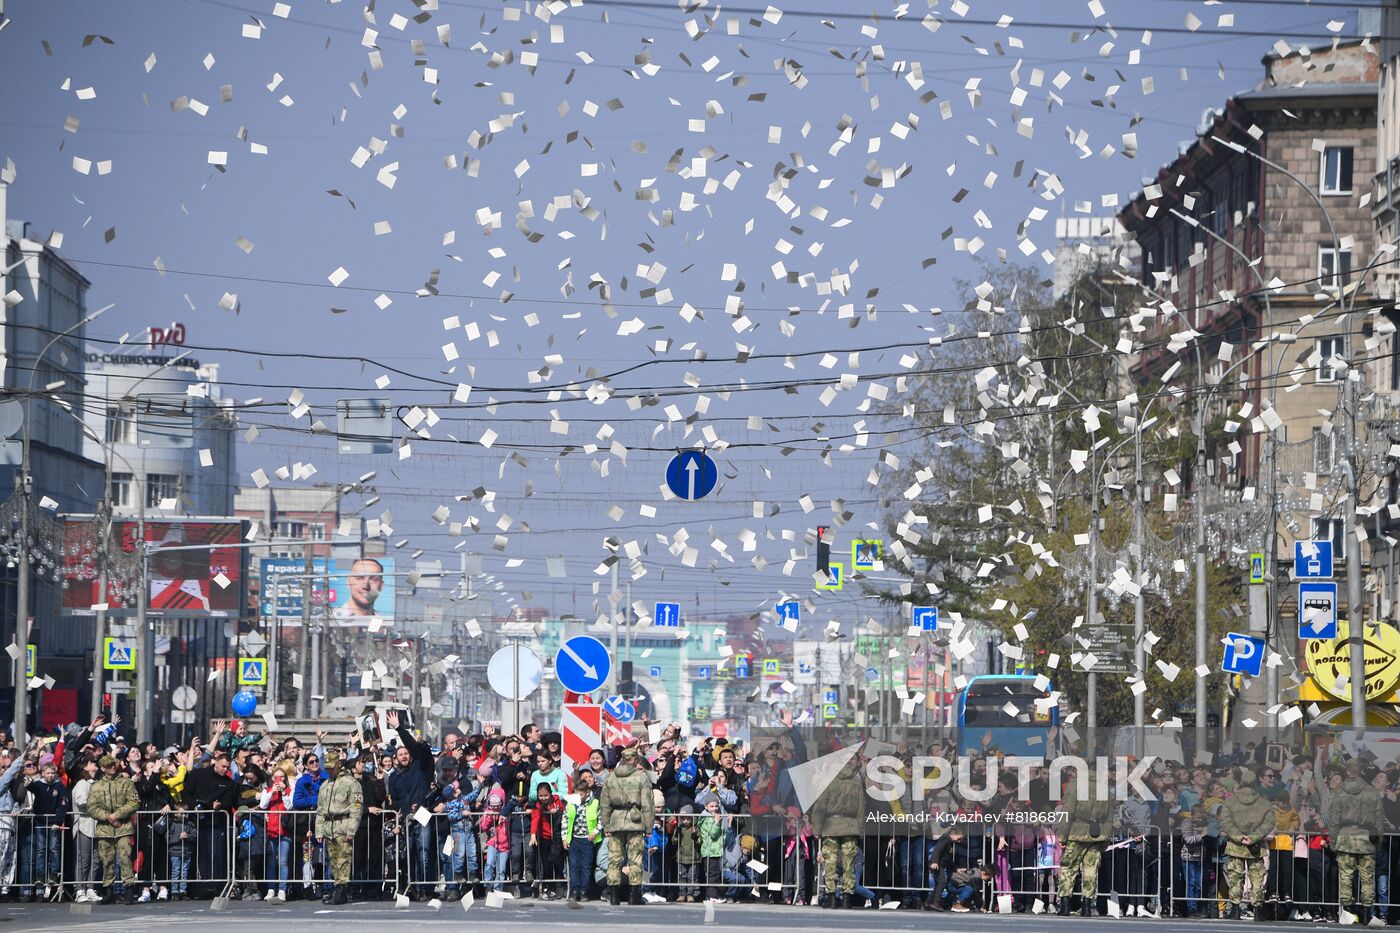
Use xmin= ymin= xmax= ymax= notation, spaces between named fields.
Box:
xmin=1249 ymin=553 xmax=1265 ymax=585
xmin=815 ymin=563 xmax=844 ymax=591
xmin=823 ymin=703 xmax=839 ymax=720
xmin=238 ymin=658 xmax=267 ymax=686
xmin=103 ymin=638 xmax=136 ymax=671
xmin=25 ymin=644 xmax=35 ymax=679
xmin=763 ymin=658 xmax=780 ymax=676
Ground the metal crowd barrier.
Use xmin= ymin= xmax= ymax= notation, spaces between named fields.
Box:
xmin=222 ymin=809 xmax=402 ymax=900
xmin=0 ymin=809 xmax=235 ymax=902
xmin=0 ymin=812 xmax=69 ymax=900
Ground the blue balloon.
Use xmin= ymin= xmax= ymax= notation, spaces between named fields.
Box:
xmin=230 ymin=690 xmax=257 ymax=718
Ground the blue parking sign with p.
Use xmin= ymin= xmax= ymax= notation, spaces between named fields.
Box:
xmin=1222 ymin=633 xmax=1265 ymax=677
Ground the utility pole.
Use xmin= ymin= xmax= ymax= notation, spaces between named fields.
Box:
xmin=12 ymin=461 xmax=28 ymax=747
xmin=136 ymin=450 xmax=151 ymax=743
xmin=609 ymin=557 xmax=619 ymax=694
xmin=1086 ymin=443 xmax=1099 ymax=743
xmin=1132 ymin=413 xmax=1146 ymax=758
xmin=89 ymin=500 xmax=111 ymax=722
xmin=296 ymin=547 xmax=312 ymax=719
xmin=1346 ymin=350 xmax=1367 ymax=733
xmin=1195 ymin=415 xmax=1209 ymax=758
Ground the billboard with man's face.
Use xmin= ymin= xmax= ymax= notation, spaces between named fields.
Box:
xmin=259 ymin=556 xmax=395 ymax=626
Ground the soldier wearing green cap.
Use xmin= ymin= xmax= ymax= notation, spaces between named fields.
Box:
xmin=600 ymin=746 xmax=652 ymax=905
xmin=87 ymin=755 xmax=140 ymax=903
xmin=1221 ymin=768 xmax=1275 ymax=920
xmin=1328 ymin=758 xmax=1384 ymax=925
xmin=316 ymin=750 xmax=363 ymax=905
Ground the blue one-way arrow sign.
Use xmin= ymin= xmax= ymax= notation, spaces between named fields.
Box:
xmin=776 ymin=600 xmax=800 ymax=624
xmin=654 ymin=601 xmax=680 ymax=628
xmin=555 ymin=635 xmax=612 ymax=694
xmin=665 ymin=450 xmax=718 ymax=501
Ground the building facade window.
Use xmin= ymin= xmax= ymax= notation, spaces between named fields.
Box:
xmin=1320 ymin=145 xmax=1354 ymax=195
xmin=274 ymin=520 xmax=307 ymax=540
xmin=111 ymin=472 xmax=134 ymax=508
xmin=1312 ymin=427 xmax=1337 ymax=473
xmin=104 ymin=407 xmax=136 ymax=445
xmin=1319 ymin=246 xmax=1352 ymax=289
xmin=145 ymin=473 xmax=180 ymax=509
xmin=1315 ymin=335 xmax=1345 ymax=383
xmin=1313 ymin=517 xmax=1346 ymax=559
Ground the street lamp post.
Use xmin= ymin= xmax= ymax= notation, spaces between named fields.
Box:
xmin=1171 ymin=206 xmax=1282 ymax=732
xmin=13 ymin=303 xmax=110 ymax=745
xmin=1211 ymin=139 xmax=1367 ymax=733
xmin=296 ymin=485 xmax=362 ymax=720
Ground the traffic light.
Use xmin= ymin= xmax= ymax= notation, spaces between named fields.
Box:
xmin=817 ymin=526 xmax=830 ymax=575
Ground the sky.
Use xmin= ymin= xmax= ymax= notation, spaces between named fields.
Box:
xmin=0 ymin=0 xmax=1374 ymax=627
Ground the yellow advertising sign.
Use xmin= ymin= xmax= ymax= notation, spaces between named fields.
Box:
xmin=1304 ymin=621 xmax=1400 ymax=703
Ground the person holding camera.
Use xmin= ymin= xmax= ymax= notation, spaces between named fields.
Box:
xmin=1221 ymin=768 xmax=1276 ymax=921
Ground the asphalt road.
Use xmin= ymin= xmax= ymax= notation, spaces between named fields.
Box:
xmin=0 ymin=899 xmax=1355 ymax=932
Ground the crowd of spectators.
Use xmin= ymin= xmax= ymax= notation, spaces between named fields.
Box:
xmin=1 ymin=710 xmax=1398 ymax=924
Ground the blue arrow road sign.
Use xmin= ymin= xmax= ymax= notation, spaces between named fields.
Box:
xmin=776 ymin=600 xmax=800 ymax=624
xmin=603 ymin=695 xmax=636 ymax=723
xmin=555 ymin=635 xmax=612 ymax=694
xmin=913 ymin=606 xmax=938 ymax=632
xmin=1299 ymin=581 xmax=1339 ymax=640
xmin=735 ymin=657 xmax=751 ymax=677
xmin=1294 ymin=541 xmax=1334 ymax=579
xmin=654 ymin=601 xmax=680 ymax=628
xmin=1222 ymin=633 xmax=1266 ymax=677
xmin=665 ymin=450 xmax=718 ymax=501
xmin=649 ymin=665 xmax=662 ymax=678
xmin=697 ymin=665 xmax=712 ymax=680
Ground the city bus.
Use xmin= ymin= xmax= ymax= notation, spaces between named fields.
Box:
xmin=956 ymin=674 xmax=1059 ymax=756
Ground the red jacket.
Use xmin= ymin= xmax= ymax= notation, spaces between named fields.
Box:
xmin=530 ymin=797 xmax=564 ymax=841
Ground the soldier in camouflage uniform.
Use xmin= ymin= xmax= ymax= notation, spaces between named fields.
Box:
xmin=809 ymin=751 xmax=864 ymax=909
xmin=1221 ymin=768 xmax=1274 ymax=920
xmin=316 ymin=751 xmax=364 ymax=906
xmin=1056 ymin=769 xmax=1112 ymax=917
xmin=1327 ymin=758 xmax=1385 ymax=926
xmin=599 ymin=746 xmax=653 ymax=906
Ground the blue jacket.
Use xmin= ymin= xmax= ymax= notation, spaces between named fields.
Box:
xmin=293 ymin=772 xmax=327 ymax=810
xmin=0 ymin=757 xmax=24 ymax=813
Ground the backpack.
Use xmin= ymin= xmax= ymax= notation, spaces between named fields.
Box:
xmin=676 ymin=756 xmax=699 ymax=789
